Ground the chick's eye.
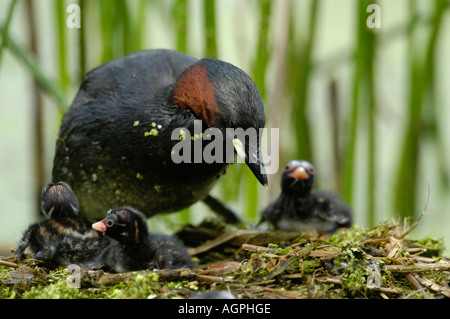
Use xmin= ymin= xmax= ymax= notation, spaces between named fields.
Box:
xmin=308 ymin=167 xmax=315 ymax=174
xmin=105 ymin=219 xmax=114 ymax=227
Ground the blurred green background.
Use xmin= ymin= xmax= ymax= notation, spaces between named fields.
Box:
xmin=0 ymin=0 xmax=449 ymax=254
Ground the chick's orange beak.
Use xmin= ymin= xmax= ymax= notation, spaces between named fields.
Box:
xmin=92 ymin=220 xmax=107 ymax=232
xmin=289 ymin=166 xmax=309 ymax=180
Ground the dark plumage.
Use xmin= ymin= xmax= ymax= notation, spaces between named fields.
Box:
xmin=92 ymin=206 xmax=196 ymax=273
xmin=260 ymin=160 xmax=352 ymax=234
xmin=52 ymin=49 xmax=267 ymax=222
xmin=15 ymin=182 xmax=109 ymax=267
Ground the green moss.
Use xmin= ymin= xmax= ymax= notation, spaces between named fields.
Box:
xmin=2 ymin=217 xmax=449 ymax=299
xmin=179 ymin=129 xmax=186 ymax=140
xmin=409 ymin=237 xmax=445 ymax=257
xmin=337 ymin=248 xmax=371 ymax=296
xmin=56 ymin=134 xmax=69 ymax=149
xmin=9 ymin=268 xmax=180 ymax=299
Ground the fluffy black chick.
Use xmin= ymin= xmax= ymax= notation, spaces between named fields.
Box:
xmin=52 ymin=49 xmax=267 ymax=223
xmin=92 ymin=206 xmax=196 ymax=273
xmin=260 ymin=160 xmax=352 ymax=234
xmin=15 ymin=182 xmax=109 ymax=267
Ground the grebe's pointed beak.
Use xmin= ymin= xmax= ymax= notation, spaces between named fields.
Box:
xmin=92 ymin=220 xmax=107 ymax=232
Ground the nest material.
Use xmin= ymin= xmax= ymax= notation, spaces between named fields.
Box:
xmin=1 ymin=216 xmax=449 ymax=299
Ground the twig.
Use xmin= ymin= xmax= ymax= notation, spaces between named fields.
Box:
xmin=410 ymin=256 xmax=438 ymax=263
xmin=309 ymin=250 xmax=339 ymax=258
xmin=265 ymin=247 xmax=312 ymax=280
xmin=188 ymin=230 xmax=263 ymax=256
xmin=242 ymin=243 xmax=276 ymax=254
xmin=80 ymin=268 xmax=200 ymax=287
xmin=261 ymin=287 xmax=308 ymax=299
xmin=242 ymin=243 xmax=338 ymax=258
xmin=361 ymin=238 xmax=390 ymax=246
xmin=415 ymin=276 xmax=450 ymax=298
xmin=281 ymin=273 xmax=304 ymax=279
xmin=0 ymin=259 xmax=18 ymax=268
xmin=196 ymin=274 xmax=225 ymax=284
xmin=405 ymin=273 xmax=430 ymax=299
xmin=200 ymin=261 xmax=241 ymax=276
xmin=398 ymin=179 xmax=430 ymax=240
xmin=316 ymin=276 xmax=403 ymax=294
xmin=384 ymin=262 xmax=450 ymax=273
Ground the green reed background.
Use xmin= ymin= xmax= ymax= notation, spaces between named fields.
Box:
xmin=0 ymin=0 xmax=449 ymax=245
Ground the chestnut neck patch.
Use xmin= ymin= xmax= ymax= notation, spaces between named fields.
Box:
xmin=173 ymin=63 xmax=219 ymax=127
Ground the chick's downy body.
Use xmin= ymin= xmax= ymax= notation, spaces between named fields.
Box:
xmin=15 ymin=182 xmax=109 ymax=267
xmin=52 ymin=49 xmax=267 ymax=220
xmin=92 ymin=206 xmax=196 ymax=273
xmin=261 ymin=160 xmax=352 ymax=234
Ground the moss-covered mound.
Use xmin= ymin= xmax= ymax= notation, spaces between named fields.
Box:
xmin=1 ymin=217 xmax=449 ymax=299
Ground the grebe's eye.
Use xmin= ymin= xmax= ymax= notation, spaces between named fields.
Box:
xmin=308 ymin=167 xmax=315 ymax=175
xmin=105 ymin=219 xmax=114 ymax=227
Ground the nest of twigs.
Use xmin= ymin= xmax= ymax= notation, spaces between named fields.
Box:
xmin=1 ymin=214 xmax=449 ymax=299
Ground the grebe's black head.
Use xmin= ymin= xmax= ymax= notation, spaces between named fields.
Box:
xmin=173 ymin=58 xmax=267 ymax=186
xmin=41 ymin=182 xmax=80 ymax=219
xmin=92 ymin=206 xmax=148 ymax=245
xmin=280 ymin=160 xmax=315 ymax=196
